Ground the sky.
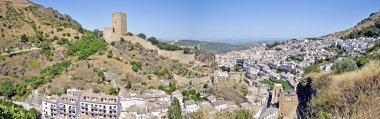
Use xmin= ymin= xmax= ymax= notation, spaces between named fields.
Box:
xmin=30 ymin=0 xmax=380 ymax=42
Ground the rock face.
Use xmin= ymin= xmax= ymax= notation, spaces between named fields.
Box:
xmin=195 ymin=49 xmax=217 ymax=68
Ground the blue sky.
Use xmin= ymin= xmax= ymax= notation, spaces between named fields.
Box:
xmin=31 ymin=0 xmax=380 ymax=42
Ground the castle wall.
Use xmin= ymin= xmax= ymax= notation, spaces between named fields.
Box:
xmin=104 ymin=12 xmax=195 ymax=64
xmin=121 ymin=35 xmax=195 ymax=64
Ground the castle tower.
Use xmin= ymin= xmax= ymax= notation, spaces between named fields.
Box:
xmin=112 ymin=12 xmax=127 ymax=36
xmin=271 ymin=83 xmax=283 ymax=105
xmin=104 ymin=12 xmax=127 ymax=42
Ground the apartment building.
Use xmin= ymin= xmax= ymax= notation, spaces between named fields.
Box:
xmin=79 ymin=93 xmax=120 ymax=119
xmin=42 ymin=95 xmax=60 ymax=119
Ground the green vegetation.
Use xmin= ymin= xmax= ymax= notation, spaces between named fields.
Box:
xmin=168 ymin=98 xmax=182 ymax=119
xmin=333 ymin=58 xmax=358 ymax=74
xmin=67 ymin=33 xmax=107 ymax=60
xmin=234 ymin=65 xmax=242 ymax=72
xmin=21 ymin=34 xmax=28 ymax=43
xmin=177 ymin=68 xmax=200 ymax=78
xmin=130 ymin=61 xmax=142 ymax=72
xmin=137 ymin=33 xmax=146 ymax=39
xmin=15 ymin=60 xmax=71 ymax=100
xmin=234 ymin=109 xmax=253 ymax=119
xmin=0 ymin=80 xmax=14 ymax=98
xmin=0 ymin=51 xmax=30 ymax=63
xmin=158 ymin=82 xmax=177 ymax=94
xmin=107 ymin=50 xmax=113 ymax=58
xmin=273 ymin=79 xmax=294 ymax=90
xmin=125 ymin=80 xmax=132 ymax=89
xmin=219 ymin=66 xmax=230 ymax=72
xmin=154 ymin=67 xmax=174 ymax=79
xmin=27 ymin=59 xmax=40 ymax=69
xmin=324 ymin=46 xmax=341 ymax=52
xmin=286 ymin=55 xmax=304 ymax=62
xmin=156 ymin=42 xmax=183 ymax=51
xmin=0 ymin=101 xmax=38 ymax=119
xmin=41 ymin=41 xmax=53 ymax=61
xmin=346 ymin=20 xmax=380 ymax=39
xmin=259 ymin=79 xmax=293 ymax=90
xmin=127 ymin=32 xmax=133 ymax=36
xmin=182 ymin=89 xmax=203 ymax=101
xmin=57 ymin=38 xmax=69 ymax=45
xmin=266 ymin=41 xmax=281 ymax=49
xmin=108 ymin=87 xmax=119 ymax=96
xmin=304 ymin=59 xmax=324 ymax=74
xmin=147 ymin=37 xmax=159 ymax=45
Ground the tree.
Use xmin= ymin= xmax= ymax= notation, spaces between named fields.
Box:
xmin=375 ymin=20 xmax=380 ymax=28
xmin=125 ymin=80 xmax=132 ymax=89
xmin=107 ymin=50 xmax=113 ymax=58
xmin=108 ymin=87 xmax=119 ymax=95
xmin=21 ymin=34 xmax=28 ymax=43
xmin=333 ymin=58 xmax=358 ymax=74
xmin=127 ymin=32 xmax=133 ymax=36
xmin=168 ymin=98 xmax=182 ymax=119
xmin=0 ymin=80 xmax=15 ymax=98
xmin=147 ymin=37 xmax=159 ymax=45
xmin=93 ymin=29 xmax=103 ymax=37
xmin=137 ymin=33 xmax=146 ymax=39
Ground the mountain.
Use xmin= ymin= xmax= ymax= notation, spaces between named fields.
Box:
xmin=327 ymin=11 xmax=380 ymax=39
xmin=171 ymin=40 xmax=253 ymax=53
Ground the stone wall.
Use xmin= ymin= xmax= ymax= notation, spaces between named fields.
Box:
xmin=120 ymin=35 xmax=195 ymax=64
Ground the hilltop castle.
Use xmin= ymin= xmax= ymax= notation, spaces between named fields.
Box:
xmin=103 ymin=12 xmax=195 ymax=64
xmin=103 ymin=12 xmax=127 ymax=42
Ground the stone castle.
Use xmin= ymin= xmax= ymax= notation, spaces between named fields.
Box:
xmin=103 ymin=12 xmax=195 ymax=64
xmin=271 ymin=84 xmax=299 ymax=119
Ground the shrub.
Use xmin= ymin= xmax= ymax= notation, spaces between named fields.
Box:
xmin=57 ymin=38 xmax=69 ymax=45
xmin=0 ymin=80 xmax=15 ymax=98
xmin=147 ymin=37 xmax=159 ymax=45
xmin=125 ymin=80 xmax=132 ymax=89
xmin=108 ymin=87 xmax=119 ymax=96
xmin=21 ymin=34 xmax=28 ymax=43
xmin=107 ymin=50 xmax=113 ymax=58
xmin=127 ymin=32 xmax=133 ymax=36
xmin=130 ymin=61 xmax=142 ymax=72
xmin=137 ymin=33 xmax=146 ymax=39
xmin=333 ymin=58 xmax=358 ymax=74
xmin=168 ymin=98 xmax=182 ymax=119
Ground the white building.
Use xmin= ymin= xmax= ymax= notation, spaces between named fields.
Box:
xmin=42 ymin=95 xmax=60 ymax=119
xmin=184 ymin=100 xmax=199 ymax=112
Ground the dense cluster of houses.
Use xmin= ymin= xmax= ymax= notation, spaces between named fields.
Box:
xmin=42 ymin=87 xmax=268 ymax=119
xmin=214 ymin=37 xmax=378 ymax=119
xmin=215 ymin=37 xmax=378 ymax=88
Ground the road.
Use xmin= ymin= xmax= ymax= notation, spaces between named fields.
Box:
xmin=0 ymin=47 xmax=40 ymax=56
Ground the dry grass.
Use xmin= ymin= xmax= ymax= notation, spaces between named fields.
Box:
xmin=311 ymin=60 xmax=380 ymax=118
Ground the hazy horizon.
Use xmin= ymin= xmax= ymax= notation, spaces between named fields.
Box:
xmin=31 ymin=0 xmax=380 ymax=42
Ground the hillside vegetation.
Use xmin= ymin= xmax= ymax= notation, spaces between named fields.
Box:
xmin=0 ymin=0 xmax=83 ymax=51
xmin=328 ymin=11 xmax=380 ymax=39
xmin=301 ymin=60 xmax=380 ymax=118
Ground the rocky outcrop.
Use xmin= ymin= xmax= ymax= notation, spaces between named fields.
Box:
xmin=195 ymin=49 xmax=217 ymax=68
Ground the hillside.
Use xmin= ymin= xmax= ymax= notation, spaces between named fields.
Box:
xmin=0 ymin=0 xmax=212 ymax=106
xmin=172 ymin=40 xmax=251 ymax=53
xmin=327 ymin=11 xmax=380 ymax=39
xmin=0 ymin=0 xmax=83 ymax=52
